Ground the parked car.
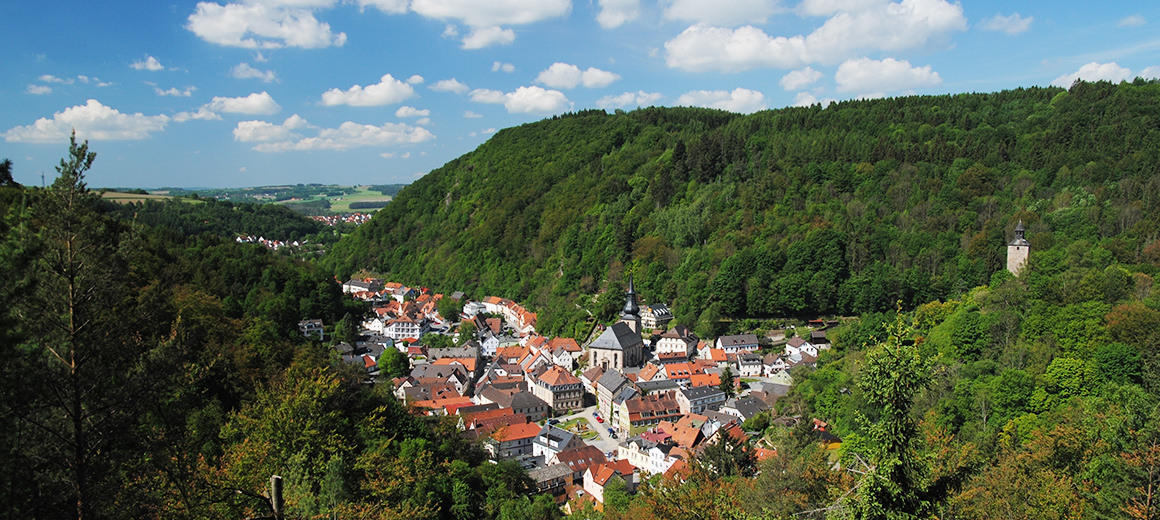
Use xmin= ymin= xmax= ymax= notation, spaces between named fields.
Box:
xmin=608 ymin=427 xmax=614 ymax=435
xmin=610 ymin=432 xmax=618 ymax=439
xmin=596 ymin=415 xmax=603 ymax=423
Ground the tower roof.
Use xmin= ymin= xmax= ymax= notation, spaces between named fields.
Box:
xmin=1008 ymin=219 xmax=1029 ymax=247
xmin=621 ymin=276 xmax=640 ymax=318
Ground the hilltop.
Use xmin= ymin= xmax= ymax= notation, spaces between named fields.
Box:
xmin=326 ymin=80 xmax=1160 ymax=338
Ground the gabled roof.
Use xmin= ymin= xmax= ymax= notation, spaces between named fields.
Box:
xmin=582 ymin=366 xmax=606 ymax=384
xmin=554 ymin=445 xmax=607 ymax=474
xmin=638 ymin=363 xmax=661 ymax=381
xmin=596 ymin=370 xmax=629 ymax=394
xmin=718 ymin=334 xmax=759 ymax=347
xmin=548 ymin=337 xmax=582 ymax=352
xmin=433 ymin=357 xmax=477 ymax=372
xmin=688 ymin=373 xmax=721 ymax=388
xmin=787 ymin=337 xmax=809 ymax=348
xmin=492 ymin=422 xmax=542 ymax=442
xmin=537 ymin=365 xmax=581 ymax=386
xmin=589 ymin=322 xmax=643 ymax=352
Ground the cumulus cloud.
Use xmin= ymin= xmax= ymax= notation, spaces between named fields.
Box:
xmin=131 ymin=55 xmax=165 ymax=71
xmin=244 ymin=119 xmax=435 ymax=152
xmin=430 ymin=78 xmax=469 ymax=94
xmin=676 ymin=87 xmax=766 ymax=113
xmin=174 ymin=91 xmax=282 ymax=122
xmin=1051 ymin=62 xmax=1134 ymax=87
xmin=791 ymin=91 xmax=834 ymax=107
xmin=597 ymin=0 xmax=641 ymax=28
xmin=4 ymin=99 xmax=170 ymax=143
xmin=662 ymin=0 xmax=780 ymax=26
xmin=409 ymin=0 xmax=570 ymax=28
xmin=1141 ymin=66 xmax=1160 ymax=79
xmin=780 ymin=67 xmax=822 ymax=90
xmin=665 ymin=0 xmax=966 ymax=72
xmin=406 ymin=75 xmax=425 ymax=84
xmin=321 ymin=74 xmax=415 ymax=106
xmin=39 ymin=75 xmax=74 ymax=84
xmin=461 ymin=26 xmax=515 ymax=49
xmin=409 ymin=0 xmax=570 ymax=47
xmin=979 ymin=13 xmax=1033 ymax=35
xmin=356 ymin=0 xmax=409 ymax=14
xmin=492 ymin=61 xmax=515 ymax=73
xmin=27 ymin=85 xmax=52 ymax=95
xmin=835 ymin=57 xmax=941 ymax=93
xmin=535 ymin=63 xmax=621 ymax=89
xmin=232 ymin=62 xmax=278 ymax=82
xmin=596 ymin=91 xmax=664 ymax=109
xmin=469 ymin=86 xmax=572 ymax=114
xmin=463 ymin=110 xmax=483 ymax=118
xmin=233 ymin=114 xmax=311 ymax=142
xmin=396 ymin=106 xmax=431 ymax=117
xmin=209 ymin=91 xmax=282 ymax=114
xmin=153 ymin=85 xmax=198 ymax=97
xmin=186 ymin=2 xmax=347 ymax=49
xmin=1119 ymin=15 xmax=1146 ymax=27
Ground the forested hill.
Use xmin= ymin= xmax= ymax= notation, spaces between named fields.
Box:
xmin=326 ymin=80 xmax=1160 ymax=337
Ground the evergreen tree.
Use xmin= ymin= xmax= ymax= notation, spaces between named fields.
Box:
xmin=720 ymin=365 xmax=737 ymax=399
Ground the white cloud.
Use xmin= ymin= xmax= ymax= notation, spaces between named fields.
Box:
xmin=1140 ymin=66 xmax=1160 ymax=79
xmin=797 ymin=0 xmax=882 ymax=17
xmin=27 ymin=85 xmax=52 ymax=95
xmin=596 ymin=0 xmax=641 ymax=28
xmin=321 ymin=74 xmax=415 ymax=106
xmin=233 ymin=114 xmax=310 ymax=142
xmin=356 ymin=0 xmax=409 ymax=15
xmin=396 ymin=106 xmax=431 ymax=117
xmin=470 ymin=86 xmax=572 ymax=114
xmin=186 ymin=2 xmax=347 ymax=49
xmin=535 ymin=63 xmax=621 ymax=89
xmin=979 ymin=13 xmax=1032 ymax=35
xmin=209 ymin=91 xmax=282 ymax=114
xmin=780 ymin=67 xmax=821 ymax=90
xmin=415 ymin=117 xmax=431 ymax=126
xmin=409 ymin=0 xmax=570 ymax=27
xmin=596 ymin=91 xmax=664 ymax=109
xmin=4 ymin=99 xmax=170 ymax=143
xmin=253 ymin=51 xmax=269 ymax=62
xmin=406 ymin=75 xmax=425 ymax=84
xmin=792 ymin=91 xmax=820 ymax=106
xmin=1051 ymin=62 xmax=1133 ymax=87
xmin=482 ymin=128 xmax=497 ymax=134
xmin=665 ymin=0 xmax=966 ymax=72
xmin=835 ymin=57 xmax=941 ymax=93
xmin=154 ymin=85 xmax=197 ymax=97
xmin=464 ymin=110 xmax=483 ymax=118
xmin=173 ymin=107 xmax=221 ymax=122
xmin=248 ymin=120 xmax=435 ymax=152
xmin=492 ymin=61 xmax=515 ymax=73
xmin=232 ymin=62 xmax=278 ymax=82
xmin=469 ymin=88 xmax=507 ymax=104
xmin=431 ymin=78 xmax=470 ymax=94
xmin=461 ymin=26 xmax=515 ymax=49
xmin=131 ymin=55 xmax=165 ymax=71
xmin=39 ymin=75 xmax=74 ymax=84
xmin=1119 ymin=15 xmax=1146 ymax=27
xmin=676 ymin=87 xmax=766 ymax=113
xmin=442 ymin=24 xmax=459 ymax=38
xmin=662 ymin=0 xmax=779 ymax=26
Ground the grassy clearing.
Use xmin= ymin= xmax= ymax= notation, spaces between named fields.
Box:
xmin=326 ymin=185 xmax=392 ymax=212
xmin=101 ymin=192 xmax=172 ymax=204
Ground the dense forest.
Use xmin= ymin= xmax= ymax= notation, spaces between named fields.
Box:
xmin=0 ymin=137 xmax=558 ymax=519
xmin=4 ymin=79 xmax=1160 ymax=519
xmin=326 ymin=80 xmax=1160 ymax=340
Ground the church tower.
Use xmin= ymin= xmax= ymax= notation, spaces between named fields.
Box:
xmin=1007 ymin=220 xmax=1030 ymax=275
xmin=618 ymin=276 xmax=642 ymax=334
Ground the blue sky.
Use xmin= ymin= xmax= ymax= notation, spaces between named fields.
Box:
xmin=2 ymin=0 xmax=1158 ymax=188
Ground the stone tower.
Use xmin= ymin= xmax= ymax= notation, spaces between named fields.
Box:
xmin=619 ymin=276 xmax=642 ymax=334
xmin=1007 ymin=220 xmax=1030 ymax=275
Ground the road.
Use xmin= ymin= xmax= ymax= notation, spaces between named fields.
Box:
xmin=556 ymin=405 xmax=621 ymax=457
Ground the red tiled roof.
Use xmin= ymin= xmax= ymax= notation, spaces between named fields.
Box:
xmin=538 ymin=365 xmax=581 ymax=386
xmin=492 ymin=422 xmax=542 ymax=442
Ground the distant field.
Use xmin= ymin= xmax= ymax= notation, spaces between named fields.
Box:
xmin=279 ymin=185 xmax=392 ymax=213
xmin=101 ymin=192 xmax=171 ymax=203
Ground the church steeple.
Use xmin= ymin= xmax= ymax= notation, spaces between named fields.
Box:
xmin=619 ymin=276 xmax=641 ymax=333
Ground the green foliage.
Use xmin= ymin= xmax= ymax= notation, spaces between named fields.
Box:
xmin=720 ymin=365 xmax=736 ymax=398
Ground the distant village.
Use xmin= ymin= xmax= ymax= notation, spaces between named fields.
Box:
xmin=299 ymin=277 xmax=839 ymax=513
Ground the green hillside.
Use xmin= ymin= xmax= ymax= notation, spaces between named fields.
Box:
xmin=327 ymin=80 xmax=1160 ymax=337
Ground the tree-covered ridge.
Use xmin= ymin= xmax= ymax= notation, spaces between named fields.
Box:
xmin=326 ymin=80 xmax=1160 ymax=338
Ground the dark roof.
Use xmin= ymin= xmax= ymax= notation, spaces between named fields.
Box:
xmin=590 ymin=322 xmax=643 ymax=351
xmin=621 ymin=276 xmax=640 ymax=317
xmin=637 ymin=379 xmax=681 ymax=394
xmin=596 ymin=370 xmax=629 ymax=393
xmin=718 ymin=334 xmax=759 ymax=347
xmin=507 ymin=391 xmax=548 ymax=411
xmin=728 ymin=397 xmax=769 ymax=420
xmin=680 ymin=386 xmax=725 ymax=400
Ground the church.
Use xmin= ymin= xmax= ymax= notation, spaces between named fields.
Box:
xmin=1007 ymin=220 xmax=1030 ymax=275
xmin=588 ymin=277 xmax=646 ymax=371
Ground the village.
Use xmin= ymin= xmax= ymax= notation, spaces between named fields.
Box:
xmin=299 ymin=277 xmax=839 ymax=513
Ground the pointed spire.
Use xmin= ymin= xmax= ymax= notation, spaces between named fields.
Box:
xmin=621 ymin=276 xmax=640 ymax=317
xmin=1008 ymin=219 xmax=1029 ymax=247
